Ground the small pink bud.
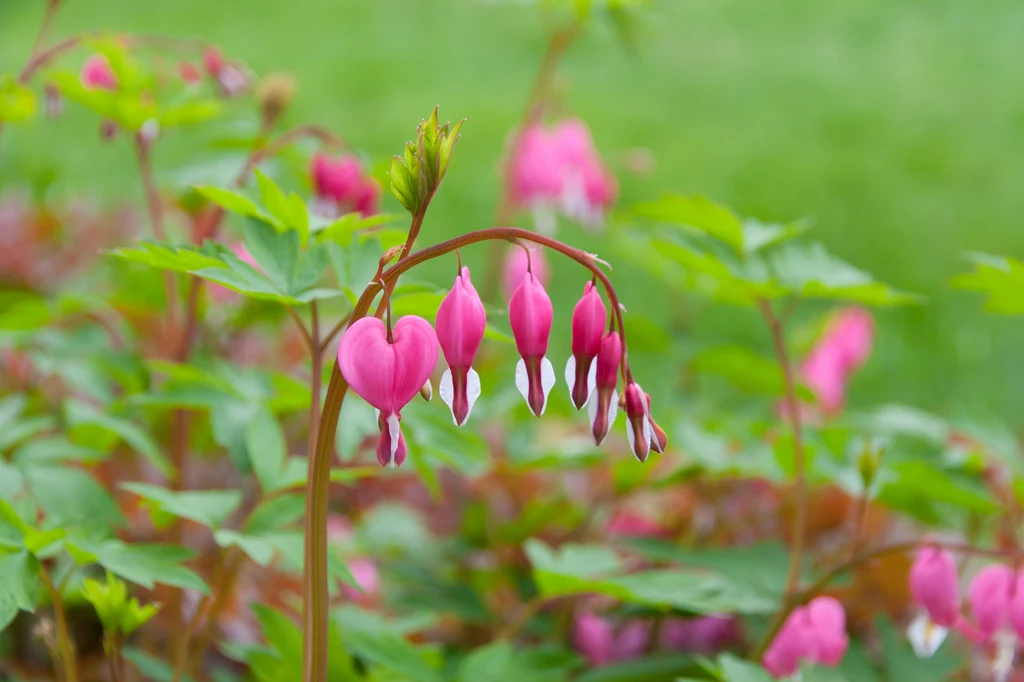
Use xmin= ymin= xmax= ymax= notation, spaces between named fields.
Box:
xmin=565 ymin=281 xmax=606 ymax=410
xmin=345 ymin=557 xmax=380 ymax=600
xmin=763 ymin=609 xmax=815 ymax=679
xmin=572 ymin=612 xmax=614 ymax=667
xmin=763 ymin=597 xmax=848 ymax=678
xmin=589 ymin=332 xmax=621 ymax=445
xmin=203 ymin=47 xmax=226 ymax=77
xmin=436 ymin=266 xmax=487 ymax=426
xmin=623 ymin=381 xmax=652 ymax=462
xmin=968 ymin=564 xmax=1015 ymax=639
xmin=80 ymin=54 xmax=117 ymax=91
xmin=910 ymin=546 xmax=961 ymax=627
xmin=509 ymin=270 xmax=555 ymax=416
xmin=338 ymin=316 xmax=439 ymax=468
xmin=502 ymin=245 xmax=549 ymax=301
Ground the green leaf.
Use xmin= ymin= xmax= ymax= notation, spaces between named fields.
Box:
xmin=691 ymin=346 xmax=814 ymax=399
xmin=195 ymin=186 xmax=280 ymax=227
xmin=457 ymin=642 xmax=580 ymax=682
xmin=213 ymin=529 xmax=276 ymax=567
xmin=343 ymin=624 xmax=444 ymax=682
xmin=25 ymin=465 xmax=124 ymax=527
xmin=0 ymin=76 xmax=36 ymax=123
xmin=245 ymin=409 xmax=288 ymax=492
xmin=64 ymin=398 xmax=171 ymax=475
xmin=93 ymin=541 xmax=208 ymax=593
xmin=0 ymin=550 xmax=40 ymax=630
xmin=329 ymin=236 xmax=382 ymax=302
xmin=82 ymin=572 xmax=160 ymax=636
xmin=717 ymin=654 xmax=774 ymax=682
xmin=121 ymin=482 xmax=242 ymax=529
xmin=246 ymin=493 xmax=306 ymax=534
xmin=576 ymin=654 xmax=703 ymax=682
xmin=158 ymin=100 xmax=220 ymax=127
xmin=23 ymin=527 xmax=67 ymax=555
xmin=0 ymin=415 xmax=57 ymax=451
xmin=109 ymin=240 xmax=227 ymax=277
xmin=634 ymin=195 xmax=744 ymax=253
xmin=123 ymin=647 xmax=193 ymax=682
xmin=951 ymin=252 xmax=1024 ymax=315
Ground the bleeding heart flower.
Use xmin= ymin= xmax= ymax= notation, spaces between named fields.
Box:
xmin=81 ymin=54 xmax=117 ymax=91
xmin=203 ymin=47 xmax=249 ymax=97
xmin=964 ymin=565 xmax=1018 ymax=682
xmin=509 ymin=268 xmax=555 ymax=416
xmin=565 ymin=281 xmax=606 ymax=410
xmin=799 ymin=307 xmax=875 ymax=416
xmin=338 ymin=316 xmax=438 ymax=468
xmin=763 ymin=597 xmax=848 ymax=679
xmin=310 ymin=153 xmax=380 ymax=218
xmin=623 ymin=381 xmax=652 ymax=462
xmin=502 ymin=245 xmax=549 ymax=302
xmin=589 ymin=331 xmax=621 ymax=445
xmin=436 ymin=266 xmax=487 ymax=426
xmin=645 ymin=393 xmax=668 ymax=454
xmin=907 ymin=545 xmax=960 ymax=657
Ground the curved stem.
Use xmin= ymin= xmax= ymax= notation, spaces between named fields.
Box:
xmin=758 ymin=299 xmax=805 ymax=600
xmin=750 ymin=540 xmax=1024 ymax=660
xmin=20 ymin=0 xmax=61 ymax=83
xmin=302 ymin=226 xmax=629 ymax=681
xmin=40 ymin=568 xmax=78 ymax=682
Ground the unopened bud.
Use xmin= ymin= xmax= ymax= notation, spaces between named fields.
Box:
xmin=258 ymin=72 xmax=296 ymax=124
xmin=100 ymin=119 xmax=118 ymax=142
xmin=857 ymin=438 xmax=885 ymax=491
xmin=419 ymin=380 xmax=432 ymax=402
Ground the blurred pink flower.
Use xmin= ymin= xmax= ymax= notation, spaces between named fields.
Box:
xmin=907 ymin=545 xmax=960 ymax=657
xmin=309 ymin=153 xmax=380 ymax=218
xmin=343 ymin=557 xmax=380 ymax=602
xmin=762 ymin=597 xmax=848 ymax=678
xmin=507 ymin=118 xmax=617 ymax=231
xmin=572 ymin=611 xmax=650 ymax=668
xmin=80 ymin=54 xmax=117 ymax=91
xmin=799 ymin=307 xmax=874 ymax=415
xmin=501 ymin=245 xmax=549 ymax=302
xmin=203 ymin=47 xmax=249 ymax=97
xmin=178 ymin=61 xmax=202 ymax=84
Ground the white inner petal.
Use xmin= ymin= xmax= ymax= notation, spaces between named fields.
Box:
xmin=992 ymin=631 xmax=1016 ymax=682
xmin=515 ymin=358 xmax=530 ymax=406
xmin=539 ymin=356 xmax=556 ymax=416
xmin=386 ymin=414 xmax=401 ymax=469
xmin=907 ymin=612 xmax=948 ymax=658
xmin=564 ymin=356 xmax=577 ymax=403
xmin=587 ymin=361 xmax=597 ymax=396
xmin=625 ymin=415 xmax=637 ymax=456
xmin=465 ymin=368 xmax=481 ymax=424
xmin=439 ymin=368 xmax=455 ymax=422
xmin=532 ymin=204 xmax=557 ymax=236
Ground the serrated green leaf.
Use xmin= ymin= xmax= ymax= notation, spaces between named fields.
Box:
xmin=93 ymin=541 xmax=208 ymax=593
xmin=951 ymin=252 xmax=1024 ymax=315
xmin=24 ymin=465 xmax=124 ymax=527
xmin=0 ymin=550 xmax=40 ymax=630
xmin=195 ymin=186 xmax=279 ymax=227
xmin=634 ymin=195 xmax=744 ymax=253
xmin=64 ymin=399 xmax=171 ymax=476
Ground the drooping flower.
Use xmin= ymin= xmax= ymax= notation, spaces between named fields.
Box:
xmin=962 ymin=564 xmax=1018 ymax=681
xmin=660 ymin=616 xmax=740 ymax=655
xmin=565 ymin=281 xmax=607 ymax=410
xmin=435 ymin=266 xmax=487 ymax=426
xmin=799 ymin=307 xmax=875 ymax=415
xmin=502 ymin=245 xmax=549 ymax=301
xmin=623 ymin=381 xmax=653 ymax=462
xmin=763 ymin=597 xmax=849 ymax=679
xmin=80 ymin=54 xmax=118 ymax=91
xmin=343 ymin=557 xmax=381 ymax=603
xmin=338 ymin=316 xmax=438 ymax=468
xmin=907 ymin=545 xmax=960 ymax=657
xmin=309 ymin=153 xmax=380 ymax=218
xmin=607 ymin=510 xmax=666 ymax=539
xmin=589 ymin=331 xmax=621 ymax=445
xmin=507 ymin=118 xmax=617 ymax=231
xmin=508 ymin=266 xmax=555 ymax=417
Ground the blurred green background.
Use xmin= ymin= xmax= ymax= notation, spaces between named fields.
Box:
xmin=2 ymin=0 xmax=1023 ymax=423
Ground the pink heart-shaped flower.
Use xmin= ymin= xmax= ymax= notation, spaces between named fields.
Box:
xmin=338 ymin=316 xmax=439 ymax=416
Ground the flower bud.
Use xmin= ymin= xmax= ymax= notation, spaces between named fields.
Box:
xmin=258 ymin=72 xmax=296 ymax=124
xmin=100 ymin=119 xmax=118 ymax=142
xmin=509 ymin=271 xmax=555 ymax=416
xmin=589 ymin=332 xmax=621 ymax=445
xmin=310 ymin=153 xmax=380 ymax=218
xmin=907 ymin=545 xmax=960 ymax=658
xmin=623 ymin=381 xmax=652 ymax=462
xmin=565 ymin=282 xmax=606 ymax=410
xmin=178 ymin=61 xmax=201 ymax=84
xmin=436 ymin=266 xmax=487 ymax=426
xmin=968 ymin=564 xmax=1014 ymax=639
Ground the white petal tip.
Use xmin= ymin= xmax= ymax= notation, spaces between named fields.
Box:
xmin=907 ymin=613 xmax=947 ymax=659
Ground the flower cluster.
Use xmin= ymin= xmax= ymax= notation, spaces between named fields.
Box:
xmin=338 ymin=247 xmax=665 ymax=468
xmin=908 ymin=546 xmax=1024 ymax=681
xmin=799 ymin=307 xmax=874 ymax=416
xmin=762 ymin=596 xmax=849 ymax=679
xmin=309 ymin=152 xmax=381 ymax=219
xmin=507 ymin=118 xmax=617 ymax=232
